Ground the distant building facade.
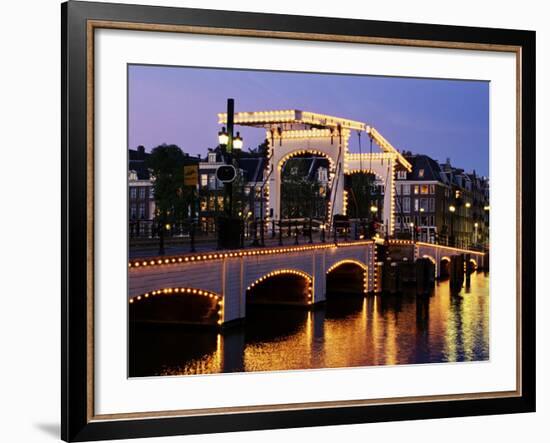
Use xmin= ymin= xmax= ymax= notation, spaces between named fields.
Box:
xmin=196 ymin=151 xmax=330 ymax=232
xmin=129 ymin=145 xmax=489 ymax=248
xmin=198 ymin=151 xmax=229 ymax=232
xmin=395 ymin=153 xmax=489 ymax=249
xmin=128 ymin=146 xmax=155 ymax=223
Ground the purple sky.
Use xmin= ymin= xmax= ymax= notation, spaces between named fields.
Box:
xmin=128 ymin=65 xmax=489 ymax=176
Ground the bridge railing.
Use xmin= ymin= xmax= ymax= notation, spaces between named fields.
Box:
xmin=128 ymin=217 xmax=485 ymax=259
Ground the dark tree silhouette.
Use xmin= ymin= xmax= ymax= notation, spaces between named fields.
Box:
xmin=146 ymin=144 xmax=193 ymax=254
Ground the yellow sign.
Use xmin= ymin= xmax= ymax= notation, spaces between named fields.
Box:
xmin=183 ymin=165 xmax=199 ymax=187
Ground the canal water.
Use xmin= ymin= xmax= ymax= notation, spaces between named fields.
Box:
xmin=129 ymin=272 xmax=489 ymax=377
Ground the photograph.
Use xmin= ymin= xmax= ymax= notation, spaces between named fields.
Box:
xmin=127 ymin=65 xmax=490 ymax=378
xmin=56 ymin=1 xmax=537 ymax=440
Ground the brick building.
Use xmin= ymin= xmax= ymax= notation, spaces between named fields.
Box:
xmin=395 ymin=153 xmax=489 ymax=249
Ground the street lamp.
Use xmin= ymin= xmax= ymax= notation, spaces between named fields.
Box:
xmin=233 ymin=132 xmax=243 ymax=150
xmin=370 ymin=205 xmax=378 ymax=214
xmin=448 ymin=205 xmax=456 ymax=246
xmin=218 ymin=127 xmax=229 ymax=145
xmin=409 ymin=221 xmax=415 ymax=242
xmin=474 ymin=221 xmax=479 ymax=246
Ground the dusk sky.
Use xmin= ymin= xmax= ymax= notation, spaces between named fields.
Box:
xmin=128 ymin=65 xmax=489 ymax=176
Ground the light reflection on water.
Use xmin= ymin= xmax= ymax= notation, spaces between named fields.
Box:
xmin=129 ymin=272 xmax=489 ymax=377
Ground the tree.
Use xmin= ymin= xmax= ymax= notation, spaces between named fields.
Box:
xmin=280 ymin=158 xmax=327 ymax=219
xmin=347 ymin=173 xmax=382 ymax=219
xmin=146 ymin=144 xmax=193 ymax=254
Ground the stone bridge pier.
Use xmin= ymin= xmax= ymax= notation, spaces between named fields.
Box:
xmin=387 ymin=240 xmax=487 ymax=278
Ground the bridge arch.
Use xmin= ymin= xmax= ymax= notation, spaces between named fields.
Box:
xmin=246 ymin=268 xmax=314 ymax=306
xmin=276 ymin=149 xmax=336 ymax=221
xmin=268 ymin=131 xmax=346 ymax=223
xmin=344 ymin=168 xmax=384 ymax=179
xmin=129 ymin=286 xmax=224 ymax=326
xmin=277 ymin=149 xmax=336 ymax=173
xmin=343 ymin=169 xmax=385 ymax=219
xmin=326 ymin=259 xmax=368 ymax=295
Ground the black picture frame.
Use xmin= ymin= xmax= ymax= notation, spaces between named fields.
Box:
xmin=62 ymin=1 xmax=536 ymax=441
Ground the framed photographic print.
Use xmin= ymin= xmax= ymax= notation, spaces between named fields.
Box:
xmin=61 ymin=1 xmax=536 ymax=441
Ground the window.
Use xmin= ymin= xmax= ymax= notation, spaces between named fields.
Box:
xmin=138 ymin=203 xmax=145 ymax=219
xmin=200 ymin=174 xmax=208 ymax=187
xmin=200 ymin=197 xmax=207 ymax=211
xmin=208 ymin=174 xmax=216 ymax=190
xmin=216 ymin=196 xmax=224 ymax=211
xmin=413 ymin=185 xmax=419 ymax=194
xmin=404 ymin=216 xmax=411 ymax=226
xmin=429 ymin=198 xmax=435 ymax=212
xmin=208 ymin=152 xmax=217 ymax=163
xmin=403 ymin=184 xmax=410 ymax=195
xmin=129 ymin=188 xmax=137 ymax=199
xmin=418 ymin=169 xmax=424 ymax=178
xmin=420 ymin=215 xmax=428 ymax=226
xmin=397 ymin=170 xmax=407 ymax=180
xmin=420 ymin=185 xmax=429 ymax=194
xmin=148 ymin=187 xmax=154 ymax=199
xmin=129 ymin=204 xmax=137 ymax=219
xmin=318 ymin=167 xmax=328 ymax=182
xmin=208 ymin=196 xmax=215 ymax=211
xmin=138 ymin=187 xmax=146 ymax=199
xmin=403 ymin=197 xmax=410 ymax=213
xmin=414 ymin=198 xmax=419 ymax=212
xmin=420 ymin=198 xmax=429 ymax=212
xmin=429 ymin=184 xmax=436 ymax=194
xmin=455 ymin=190 xmax=461 ymax=199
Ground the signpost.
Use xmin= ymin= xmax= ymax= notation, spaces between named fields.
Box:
xmin=183 ymin=164 xmax=198 ymax=187
xmin=216 ymin=165 xmax=237 ymax=183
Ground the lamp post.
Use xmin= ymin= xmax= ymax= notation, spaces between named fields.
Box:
xmin=474 ymin=222 xmax=479 ymax=247
xmin=217 ymin=98 xmax=243 ymax=217
xmin=419 ymin=207 xmax=425 ymax=242
xmin=409 ymin=221 xmax=414 ymax=242
xmin=368 ymin=205 xmax=378 ymax=238
xmin=449 ymin=204 xmax=456 ymax=247
xmin=483 ymin=205 xmax=490 ymax=250
xmin=464 ymin=202 xmax=471 ymax=248
xmin=216 ymin=99 xmax=244 ymax=250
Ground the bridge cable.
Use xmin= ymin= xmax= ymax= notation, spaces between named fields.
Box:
xmin=369 ymin=133 xmax=373 ymax=172
xmin=357 ymin=130 xmax=364 ymax=219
